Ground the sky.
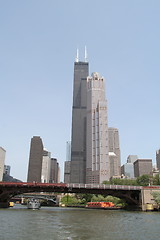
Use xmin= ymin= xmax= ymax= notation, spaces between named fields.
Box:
xmin=0 ymin=0 xmax=160 ymax=182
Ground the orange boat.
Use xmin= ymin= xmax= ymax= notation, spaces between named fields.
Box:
xmin=86 ymin=202 xmax=120 ymax=209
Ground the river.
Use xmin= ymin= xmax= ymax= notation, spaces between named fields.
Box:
xmin=1 ymin=204 xmax=160 ymax=240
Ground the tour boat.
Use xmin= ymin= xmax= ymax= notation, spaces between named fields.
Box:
xmin=27 ymin=198 xmax=41 ymax=210
xmin=86 ymin=202 xmax=121 ymax=210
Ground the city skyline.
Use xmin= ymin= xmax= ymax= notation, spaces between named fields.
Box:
xmin=1 ymin=1 xmax=160 ymax=181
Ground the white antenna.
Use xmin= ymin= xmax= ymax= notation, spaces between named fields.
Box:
xmin=84 ymin=46 xmax=88 ymax=62
xmin=75 ymin=48 xmax=79 ymax=62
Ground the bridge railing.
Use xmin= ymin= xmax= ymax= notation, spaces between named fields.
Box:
xmin=67 ymin=183 xmax=142 ymax=191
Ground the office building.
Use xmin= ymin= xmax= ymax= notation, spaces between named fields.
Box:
xmin=64 ymin=161 xmax=71 ymax=183
xmin=0 ymin=147 xmax=6 ymax=181
xmin=156 ymin=149 xmax=160 ymax=170
xmin=70 ymin=50 xmax=89 ymax=183
xmin=50 ymin=158 xmax=60 ymax=183
xmin=27 ymin=136 xmax=44 ymax=182
xmin=41 ymin=149 xmax=51 ymax=183
xmin=86 ymin=72 xmax=109 ymax=183
xmin=127 ymin=155 xmax=138 ymax=164
xmin=108 ymin=128 xmax=121 ymax=177
xmin=4 ymin=165 xmax=11 ymax=175
xmin=134 ymin=159 xmax=152 ymax=177
xmin=121 ymin=155 xmax=138 ymax=178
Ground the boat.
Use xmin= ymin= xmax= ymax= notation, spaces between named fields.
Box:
xmin=27 ymin=198 xmax=41 ymax=210
xmin=86 ymin=202 xmax=121 ymax=210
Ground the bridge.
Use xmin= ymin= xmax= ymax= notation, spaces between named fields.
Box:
xmin=0 ymin=182 xmax=143 ymax=208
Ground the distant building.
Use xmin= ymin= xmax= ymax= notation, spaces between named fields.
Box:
xmin=108 ymin=128 xmax=121 ymax=178
xmin=134 ymin=159 xmax=152 ymax=177
xmin=66 ymin=141 xmax=71 ymax=162
xmin=127 ymin=155 xmax=138 ymax=164
xmin=0 ymin=147 xmax=6 ymax=181
xmin=121 ymin=163 xmax=135 ymax=178
xmin=41 ymin=149 xmax=51 ymax=183
xmin=50 ymin=158 xmax=60 ymax=183
xmin=27 ymin=136 xmax=60 ymax=183
xmin=4 ymin=165 xmax=11 ymax=176
xmin=64 ymin=141 xmax=71 ymax=183
xmin=121 ymin=155 xmax=138 ymax=178
xmin=27 ymin=136 xmax=44 ymax=182
xmin=156 ymin=149 xmax=160 ymax=170
xmin=64 ymin=161 xmax=71 ymax=183
xmin=86 ymin=72 xmax=109 ymax=183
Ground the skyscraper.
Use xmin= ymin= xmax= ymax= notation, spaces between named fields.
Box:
xmin=41 ymin=149 xmax=51 ymax=183
xmin=108 ymin=128 xmax=121 ymax=177
xmin=0 ymin=147 xmax=6 ymax=181
xmin=86 ymin=72 xmax=109 ymax=183
xmin=27 ymin=136 xmax=44 ymax=182
xmin=156 ymin=149 xmax=160 ymax=170
xmin=70 ymin=51 xmax=89 ymax=183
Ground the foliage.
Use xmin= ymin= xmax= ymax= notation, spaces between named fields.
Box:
xmin=153 ymin=174 xmax=160 ymax=185
xmin=91 ymin=195 xmax=126 ymax=207
xmin=151 ymin=192 xmax=160 ymax=204
xmin=60 ymin=194 xmax=126 ymax=207
xmin=61 ymin=195 xmax=81 ymax=206
xmin=103 ymin=178 xmax=137 ymax=186
xmin=136 ymin=175 xmax=150 ymax=186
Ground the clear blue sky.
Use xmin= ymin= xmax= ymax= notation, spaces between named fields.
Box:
xmin=0 ymin=0 xmax=160 ymax=181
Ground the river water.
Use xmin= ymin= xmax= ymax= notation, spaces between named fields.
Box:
xmin=1 ymin=205 xmax=160 ymax=240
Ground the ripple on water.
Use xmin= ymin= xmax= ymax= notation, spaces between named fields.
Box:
xmin=1 ymin=206 xmax=160 ymax=240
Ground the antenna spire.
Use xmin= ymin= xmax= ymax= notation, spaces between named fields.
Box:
xmin=84 ymin=46 xmax=88 ymax=62
xmin=75 ymin=48 xmax=79 ymax=62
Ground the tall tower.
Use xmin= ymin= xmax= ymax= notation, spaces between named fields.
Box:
xmin=86 ymin=72 xmax=109 ymax=183
xmin=27 ymin=136 xmax=43 ymax=182
xmin=156 ymin=149 xmax=160 ymax=170
xmin=70 ymin=50 xmax=89 ymax=183
xmin=0 ymin=147 xmax=6 ymax=181
xmin=108 ymin=128 xmax=121 ymax=177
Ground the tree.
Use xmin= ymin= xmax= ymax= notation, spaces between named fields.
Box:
xmin=153 ymin=174 xmax=160 ymax=185
xmin=151 ymin=192 xmax=160 ymax=204
xmin=136 ymin=174 xmax=150 ymax=186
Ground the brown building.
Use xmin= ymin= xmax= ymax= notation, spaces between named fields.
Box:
xmin=134 ymin=159 xmax=152 ymax=177
xmin=27 ymin=136 xmax=44 ymax=182
xmin=50 ymin=158 xmax=60 ymax=183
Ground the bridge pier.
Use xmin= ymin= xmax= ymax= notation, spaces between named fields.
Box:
xmin=0 ymin=201 xmax=10 ymax=208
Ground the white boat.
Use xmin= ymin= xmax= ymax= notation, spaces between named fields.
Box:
xmin=27 ymin=198 xmax=41 ymax=210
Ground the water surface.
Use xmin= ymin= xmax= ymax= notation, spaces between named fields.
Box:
xmin=1 ymin=205 xmax=160 ymax=240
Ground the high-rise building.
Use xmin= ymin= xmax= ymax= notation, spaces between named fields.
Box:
xmin=86 ymin=72 xmax=109 ymax=183
xmin=70 ymin=51 xmax=89 ymax=183
xmin=121 ymin=155 xmax=138 ymax=178
xmin=0 ymin=147 xmax=6 ymax=181
xmin=41 ymin=149 xmax=51 ymax=183
xmin=4 ymin=165 xmax=11 ymax=175
xmin=127 ymin=155 xmax=138 ymax=164
xmin=156 ymin=149 xmax=160 ymax=170
xmin=27 ymin=136 xmax=44 ymax=182
xmin=64 ymin=141 xmax=71 ymax=183
xmin=108 ymin=128 xmax=121 ymax=178
xmin=50 ymin=158 xmax=59 ymax=183
xmin=134 ymin=159 xmax=152 ymax=177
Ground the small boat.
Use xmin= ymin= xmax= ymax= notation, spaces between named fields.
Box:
xmin=27 ymin=198 xmax=41 ymax=210
xmin=86 ymin=202 xmax=121 ymax=210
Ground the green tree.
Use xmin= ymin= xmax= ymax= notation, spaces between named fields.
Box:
xmin=153 ymin=174 xmax=160 ymax=185
xmin=136 ymin=174 xmax=150 ymax=186
xmin=151 ymin=192 xmax=160 ymax=204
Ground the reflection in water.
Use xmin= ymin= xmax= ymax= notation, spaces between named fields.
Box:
xmin=0 ymin=205 xmax=160 ymax=240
